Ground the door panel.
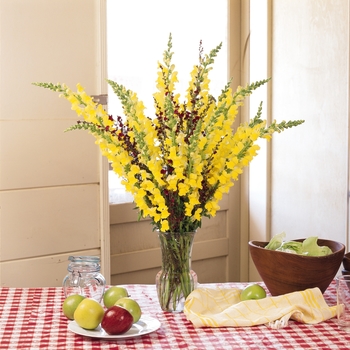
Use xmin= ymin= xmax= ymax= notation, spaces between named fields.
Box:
xmin=0 ymin=0 xmax=108 ymax=287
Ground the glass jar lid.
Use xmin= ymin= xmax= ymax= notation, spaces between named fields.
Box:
xmin=67 ymin=255 xmax=101 ymax=272
xmin=68 ymin=256 xmax=100 ymax=263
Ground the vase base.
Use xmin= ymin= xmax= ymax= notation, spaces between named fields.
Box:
xmin=156 ymin=269 xmax=198 ymax=312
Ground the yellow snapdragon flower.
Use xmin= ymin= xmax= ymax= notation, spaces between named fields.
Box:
xmin=35 ymin=34 xmax=303 ymax=233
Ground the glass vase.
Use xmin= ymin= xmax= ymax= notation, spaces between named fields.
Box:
xmin=156 ymin=231 xmax=197 ymax=312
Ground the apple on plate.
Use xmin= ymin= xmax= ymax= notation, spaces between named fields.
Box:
xmin=103 ymin=286 xmax=129 ymax=308
xmin=62 ymin=294 xmax=85 ymax=320
xmin=73 ymin=298 xmax=104 ymax=330
xmin=240 ymin=284 xmax=267 ymax=301
xmin=114 ymin=297 xmax=142 ymax=323
xmin=101 ymin=305 xmax=134 ymax=335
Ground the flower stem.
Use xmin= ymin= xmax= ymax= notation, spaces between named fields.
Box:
xmin=156 ymin=231 xmax=197 ymax=312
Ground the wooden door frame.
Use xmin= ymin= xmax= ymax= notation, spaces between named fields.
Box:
xmin=228 ymin=0 xmax=272 ymax=282
xmin=98 ymin=0 xmax=111 ymax=284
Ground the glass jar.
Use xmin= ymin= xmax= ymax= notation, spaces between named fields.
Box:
xmin=62 ymin=256 xmax=106 ymax=302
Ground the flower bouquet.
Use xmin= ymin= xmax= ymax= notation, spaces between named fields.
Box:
xmin=34 ymin=34 xmax=304 ymax=311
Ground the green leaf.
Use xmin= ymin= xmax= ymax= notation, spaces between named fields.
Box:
xmin=276 ymin=241 xmax=303 ymax=254
xmin=301 ymin=236 xmax=332 ymax=256
xmin=265 ymin=232 xmax=286 ymax=250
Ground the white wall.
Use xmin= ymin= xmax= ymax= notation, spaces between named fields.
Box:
xmin=270 ymin=1 xmax=349 ymax=245
xmin=0 ymin=0 xmax=106 ymax=287
xmin=246 ymin=0 xmax=349 ymax=281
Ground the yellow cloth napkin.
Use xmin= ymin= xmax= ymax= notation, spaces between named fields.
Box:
xmin=184 ymin=286 xmax=338 ymax=328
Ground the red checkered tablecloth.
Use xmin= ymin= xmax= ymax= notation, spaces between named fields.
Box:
xmin=0 ymin=282 xmax=349 ymax=349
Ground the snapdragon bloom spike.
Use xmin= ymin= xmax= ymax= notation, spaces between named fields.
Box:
xmin=33 ymin=34 xmax=304 ymax=233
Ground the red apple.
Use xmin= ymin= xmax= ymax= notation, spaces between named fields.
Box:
xmin=101 ymin=305 xmax=134 ymax=335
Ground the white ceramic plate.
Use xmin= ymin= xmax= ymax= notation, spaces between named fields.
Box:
xmin=68 ymin=315 xmax=161 ymax=340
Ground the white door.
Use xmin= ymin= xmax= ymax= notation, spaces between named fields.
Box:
xmin=0 ymin=0 xmax=109 ymax=286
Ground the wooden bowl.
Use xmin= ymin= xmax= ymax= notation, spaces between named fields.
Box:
xmin=249 ymin=239 xmax=345 ymax=296
xmin=343 ymin=252 xmax=350 ymax=270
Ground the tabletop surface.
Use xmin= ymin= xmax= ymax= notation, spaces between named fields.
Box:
xmin=1 ymin=281 xmax=350 ymax=350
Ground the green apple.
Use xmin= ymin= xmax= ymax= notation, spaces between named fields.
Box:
xmin=115 ymin=297 xmax=142 ymax=323
xmin=103 ymin=286 xmax=129 ymax=308
xmin=240 ymin=284 xmax=267 ymax=301
xmin=74 ymin=298 xmax=104 ymax=330
xmin=62 ymin=294 xmax=85 ymax=320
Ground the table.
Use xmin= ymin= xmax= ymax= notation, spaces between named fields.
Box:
xmin=1 ymin=282 xmax=350 ymax=349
